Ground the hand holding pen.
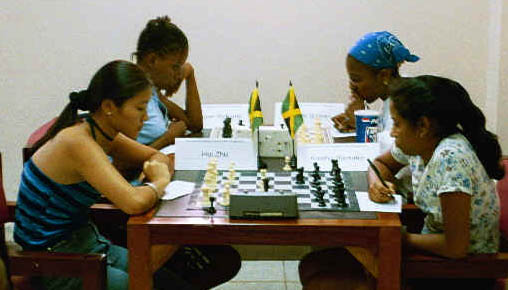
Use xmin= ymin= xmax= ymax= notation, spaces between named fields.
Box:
xmin=367 ymin=159 xmax=396 ymax=203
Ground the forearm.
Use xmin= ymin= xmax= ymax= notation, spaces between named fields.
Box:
xmin=148 ymin=132 xmax=174 ymax=150
xmin=406 ymin=233 xmax=466 ymax=259
xmin=367 ymin=159 xmax=396 ymax=186
xmin=184 ymin=72 xmax=203 ymax=132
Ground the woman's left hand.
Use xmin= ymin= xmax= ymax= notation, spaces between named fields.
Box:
xmin=166 ymin=63 xmax=194 ymax=96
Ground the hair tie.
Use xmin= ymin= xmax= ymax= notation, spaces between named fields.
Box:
xmin=69 ymin=90 xmax=89 ymax=110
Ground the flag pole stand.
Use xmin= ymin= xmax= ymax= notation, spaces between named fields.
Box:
xmin=257 ymin=128 xmax=267 ymax=169
xmin=290 ymin=138 xmax=297 ymax=170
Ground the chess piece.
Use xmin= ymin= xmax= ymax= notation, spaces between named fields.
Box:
xmin=313 ymin=162 xmax=320 ymax=173
xmin=260 ymin=168 xmax=267 ymax=179
xmin=238 ymin=119 xmax=244 ymax=126
xmin=331 ymin=159 xmax=339 ymax=177
xmin=262 ymin=177 xmax=270 ymax=192
xmin=296 ymin=167 xmax=305 ymax=184
xmin=222 ymin=117 xmax=232 ymax=138
xmin=221 ymin=183 xmax=230 ymax=206
xmin=283 ymin=156 xmax=292 ymax=171
xmin=207 ymin=196 xmax=217 ymax=214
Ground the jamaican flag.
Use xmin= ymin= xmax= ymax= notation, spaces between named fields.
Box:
xmin=281 ymin=81 xmax=303 ymax=139
xmin=248 ymin=81 xmax=263 ymax=132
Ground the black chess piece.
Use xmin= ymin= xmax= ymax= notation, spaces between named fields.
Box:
xmin=238 ymin=119 xmax=244 ymax=126
xmin=296 ymin=167 xmax=305 ymax=184
xmin=311 ymin=171 xmax=321 ymax=181
xmin=313 ymin=162 xmax=320 ymax=173
xmin=333 ymin=185 xmax=347 ymax=208
xmin=207 ymin=196 xmax=217 ymax=214
xmin=262 ymin=177 xmax=270 ymax=192
xmin=331 ymin=159 xmax=339 ymax=177
xmin=222 ymin=117 xmax=232 ymax=138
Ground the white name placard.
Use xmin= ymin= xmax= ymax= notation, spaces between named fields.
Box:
xmin=202 ymin=104 xmax=249 ymax=129
xmin=274 ymin=102 xmax=344 ymax=129
xmin=175 ymin=138 xmax=257 ymax=170
xmin=297 ymin=143 xmax=380 ymax=172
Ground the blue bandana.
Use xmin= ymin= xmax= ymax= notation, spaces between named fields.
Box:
xmin=349 ymin=31 xmax=419 ymax=69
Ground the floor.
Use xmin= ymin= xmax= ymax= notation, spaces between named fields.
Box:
xmin=212 ymin=260 xmax=302 ymax=290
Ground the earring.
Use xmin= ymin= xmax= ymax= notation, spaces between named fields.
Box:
xmin=383 ymin=80 xmax=389 ymax=86
xmin=106 ymin=112 xmax=112 ymax=116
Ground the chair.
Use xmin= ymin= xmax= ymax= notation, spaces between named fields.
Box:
xmin=402 ymin=156 xmax=508 ymax=289
xmin=0 ymin=152 xmax=107 ymax=290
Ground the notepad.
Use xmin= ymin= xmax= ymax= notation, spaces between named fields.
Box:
xmin=162 ymin=180 xmax=195 ymax=200
xmin=355 ymin=191 xmax=402 ymax=213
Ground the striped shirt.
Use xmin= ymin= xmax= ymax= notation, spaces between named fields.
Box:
xmin=14 ymin=159 xmax=100 ymax=250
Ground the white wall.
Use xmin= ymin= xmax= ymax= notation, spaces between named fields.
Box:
xmin=1 ymin=0 xmax=505 ymax=199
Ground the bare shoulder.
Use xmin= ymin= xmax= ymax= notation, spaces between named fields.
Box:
xmin=55 ymin=125 xmax=109 ymax=164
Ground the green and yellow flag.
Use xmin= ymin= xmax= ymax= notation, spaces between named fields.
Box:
xmin=281 ymin=81 xmax=304 ymax=139
xmin=248 ymin=81 xmax=264 ymax=132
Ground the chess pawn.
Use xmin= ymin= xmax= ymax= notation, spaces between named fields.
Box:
xmin=283 ymin=156 xmax=292 ymax=171
xmin=220 ymin=183 xmax=230 ymax=206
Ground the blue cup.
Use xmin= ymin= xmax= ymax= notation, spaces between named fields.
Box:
xmin=354 ymin=110 xmax=380 ymax=143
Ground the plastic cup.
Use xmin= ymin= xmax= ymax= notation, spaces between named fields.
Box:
xmin=354 ymin=110 xmax=380 ymax=143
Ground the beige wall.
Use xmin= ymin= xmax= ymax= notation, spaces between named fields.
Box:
xmin=0 ymin=0 xmax=506 ymax=199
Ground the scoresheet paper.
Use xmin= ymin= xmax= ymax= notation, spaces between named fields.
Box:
xmin=355 ymin=191 xmax=402 ymax=213
xmin=175 ymin=138 xmax=257 ymax=170
xmin=202 ymin=104 xmax=249 ymax=129
xmin=297 ymin=143 xmax=380 ymax=171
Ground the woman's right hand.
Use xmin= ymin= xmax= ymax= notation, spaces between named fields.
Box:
xmin=331 ymin=113 xmax=355 ymax=132
xmin=368 ymin=180 xmax=396 ymax=203
xmin=143 ymin=160 xmax=171 ymax=184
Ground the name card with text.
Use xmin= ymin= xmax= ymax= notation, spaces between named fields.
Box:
xmin=202 ymin=104 xmax=249 ymax=129
xmin=297 ymin=143 xmax=380 ymax=172
xmin=175 ymin=138 xmax=257 ymax=170
xmin=274 ymin=102 xmax=344 ymax=128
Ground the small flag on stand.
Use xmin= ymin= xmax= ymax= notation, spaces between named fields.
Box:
xmin=248 ymin=81 xmax=264 ymax=132
xmin=281 ymin=81 xmax=304 ymax=139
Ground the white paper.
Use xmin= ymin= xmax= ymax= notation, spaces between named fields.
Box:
xmin=162 ymin=180 xmax=195 ymax=200
xmin=175 ymin=138 xmax=257 ymax=170
xmin=274 ymin=102 xmax=344 ymax=129
xmin=160 ymin=145 xmax=176 ymax=155
xmin=202 ymin=104 xmax=249 ymax=129
xmin=355 ymin=191 xmax=402 ymax=213
xmin=297 ymin=143 xmax=380 ymax=171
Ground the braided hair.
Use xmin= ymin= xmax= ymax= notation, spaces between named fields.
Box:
xmin=389 ymin=75 xmax=505 ymax=180
xmin=32 ymin=60 xmax=151 ymax=152
xmin=134 ymin=16 xmax=188 ymax=62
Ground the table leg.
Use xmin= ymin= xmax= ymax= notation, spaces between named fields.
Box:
xmin=128 ymin=226 xmax=152 ymax=290
xmin=377 ymin=227 xmax=401 ymax=290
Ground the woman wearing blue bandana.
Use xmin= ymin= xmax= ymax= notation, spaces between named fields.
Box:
xmin=332 ymin=31 xmax=419 ymax=134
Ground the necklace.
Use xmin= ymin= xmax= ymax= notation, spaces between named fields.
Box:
xmin=85 ymin=116 xmax=114 ymax=142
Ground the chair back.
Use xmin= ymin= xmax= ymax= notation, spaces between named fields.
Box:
xmin=0 ymin=153 xmax=8 ymax=224
xmin=23 ymin=117 xmax=57 ymax=162
xmin=497 ymin=157 xmax=508 ymax=242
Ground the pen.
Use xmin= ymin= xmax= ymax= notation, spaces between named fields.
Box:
xmin=367 ymin=159 xmax=389 ymax=188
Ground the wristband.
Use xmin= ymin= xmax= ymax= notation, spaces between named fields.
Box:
xmin=144 ymin=182 xmax=162 ymax=200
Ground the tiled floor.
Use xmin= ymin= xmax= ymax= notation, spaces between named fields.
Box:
xmin=212 ymin=260 xmax=302 ymax=290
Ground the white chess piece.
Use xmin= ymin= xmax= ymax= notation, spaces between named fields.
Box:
xmin=283 ymin=156 xmax=292 ymax=171
xmin=201 ymin=186 xmax=211 ymax=207
xmin=221 ymin=183 xmax=230 ymax=206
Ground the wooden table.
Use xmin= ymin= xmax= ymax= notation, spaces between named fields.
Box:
xmin=128 ymin=203 xmax=401 ymax=290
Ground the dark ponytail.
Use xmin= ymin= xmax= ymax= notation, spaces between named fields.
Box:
xmin=389 ymin=75 xmax=505 ymax=180
xmin=31 ymin=60 xmax=151 ymax=153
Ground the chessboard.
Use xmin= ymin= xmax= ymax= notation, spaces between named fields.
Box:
xmin=185 ymin=170 xmax=360 ymax=212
